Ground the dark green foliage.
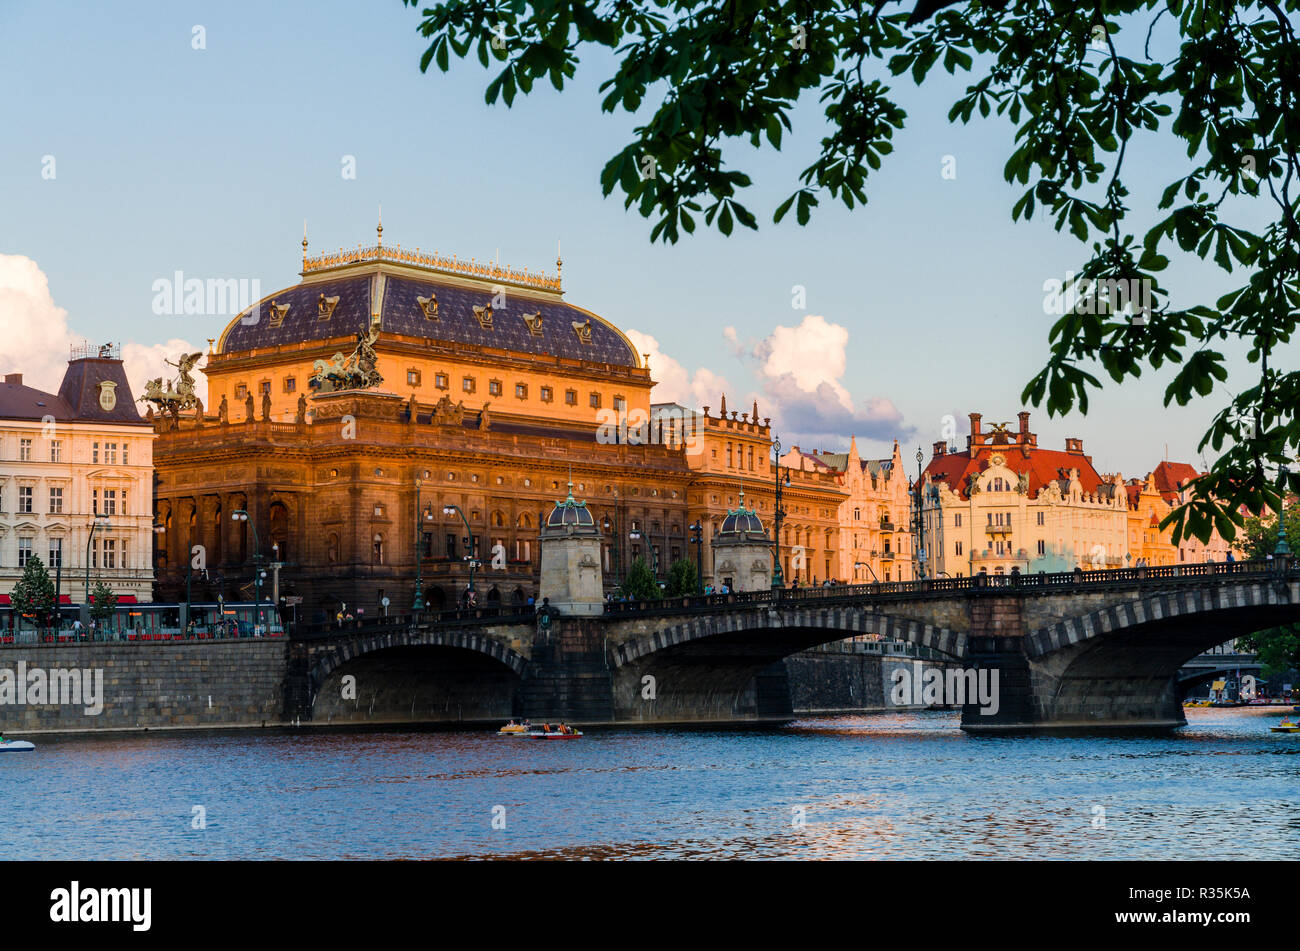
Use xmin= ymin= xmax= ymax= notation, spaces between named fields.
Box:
xmin=406 ymin=0 xmax=1300 ymax=544
xmin=665 ymin=557 xmax=699 ymax=597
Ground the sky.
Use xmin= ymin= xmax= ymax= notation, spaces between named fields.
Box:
xmin=0 ymin=0 xmax=1291 ymax=478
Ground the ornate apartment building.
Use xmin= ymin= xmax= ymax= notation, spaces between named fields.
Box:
xmin=919 ymin=412 xmax=1245 ymax=577
xmin=0 ymin=347 xmax=155 ymax=607
xmin=652 ymin=396 xmax=847 ymax=587
xmin=780 ymin=438 xmax=916 ymax=583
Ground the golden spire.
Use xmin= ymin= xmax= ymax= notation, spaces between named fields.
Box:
xmin=302 ymin=219 xmax=309 ymax=261
xmin=556 ymin=238 xmax=563 ymax=284
xmin=377 ymin=204 xmax=383 ymax=247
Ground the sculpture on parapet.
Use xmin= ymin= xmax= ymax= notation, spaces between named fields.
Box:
xmin=138 ymin=351 xmax=203 ymax=422
xmin=308 ymin=322 xmax=383 ymax=393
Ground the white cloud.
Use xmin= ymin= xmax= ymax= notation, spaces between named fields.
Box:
xmin=627 ymin=328 xmax=730 ymax=409
xmin=0 ymin=253 xmax=201 ymax=404
xmin=750 ymin=313 xmax=910 ymax=445
xmin=0 ymin=254 xmax=78 ymax=391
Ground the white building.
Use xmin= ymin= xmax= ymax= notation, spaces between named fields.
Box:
xmin=0 ymin=345 xmax=155 ymax=615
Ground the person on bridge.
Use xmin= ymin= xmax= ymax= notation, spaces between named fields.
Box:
xmin=1226 ymin=551 xmax=1235 ymax=563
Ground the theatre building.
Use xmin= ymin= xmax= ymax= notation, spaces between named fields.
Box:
xmin=151 ymin=233 xmax=691 ymax=618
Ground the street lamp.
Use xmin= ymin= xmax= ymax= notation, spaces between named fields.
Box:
xmin=1275 ymin=463 xmax=1292 ymax=559
xmin=443 ymin=503 xmax=476 ymax=603
xmin=628 ymin=528 xmax=658 ymax=578
xmin=853 ymin=560 xmax=879 ymax=583
xmin=772 ymin=435 xmax=789 ymax=590
xmin=914 ymin=447 xmax=926 ymax=581
xmin=688 ymin=520 xmax=704 ymax=595
xmin=231 ymin=509 xmax=264 ymax=632
xmin=84 ymin=514 xmax=111 ymax=635
xmin=413 ymin=478 xmax=428 ymax=614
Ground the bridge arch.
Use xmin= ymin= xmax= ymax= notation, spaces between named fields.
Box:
xmin=1024 ymin=580 xmax=1300 ymax=660
xmin=611 ymin=604 xmax=966 ymax=669
xmin=307 ymin=628 xmax=528 ymax=724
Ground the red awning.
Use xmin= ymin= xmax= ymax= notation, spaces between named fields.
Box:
xmin=2 ymin=595 xmax=77 ymax=606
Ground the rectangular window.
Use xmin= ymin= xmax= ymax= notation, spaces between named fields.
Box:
xmin=565 ymin=389 xmax=577 ymax=405
xmin=18 ymin=486 xmax=32 ymax=514
xmin=103 ymin=539 xmax=116 ymax=569
xmin=407 ymin=370 xmax=421 ymax=386
xmin=92 ymin=441 xmax=100 ymax=463
xmin=1037 ymin=540 xmax=1046 ymax=555
xmin=50 ymin=440 xmax=62 ymax=462
xmin=726 ymin=444 xmax=733 ymax=467
xmin=104 ymin=489 xmax=117 ymax=516
xmin=18 ymin=538 xmax=32 ymax=567
xmin=955 ymin=541 xmax=964 ymax=556
xmin=540 ymin=386 xmax=553 ymax=403
xmin=445 ymin=534 xmax=457 ymax=559
xmin=488 ymin=380 xmax=502 ymax=397
xmin=48 ymin=539 xmax=62 ymax=569
xmin=123 ymin=443 xmax=129 ymax=465
xmin=954 ymin=513 xmax=962 ymax=527
xmin=1036 ymin=511 xmax=1045 ymax=526
xmin=49 ymin=487 xmax=62 ymax=514
xmin=515 ymin=383 xmax=527 ymax=399
xmin=435 ymin=373 xmax=448 ymax=390
xmin=589 ymin=392 xmax=601 ymax=409
xmin=463 ymin=377 xmax=476 ymax=394
xmin=260 ymin=381 xmax=271 ymax=396
xmin=105 ymin=443 xmax=117 ymax=465
xmin=19 ymin=438 xmax=31 ymax=462
xmin=284 ymin=376 xmax=297 ymax=393
xmin=235 ymin=384 xmax=248 ymax=399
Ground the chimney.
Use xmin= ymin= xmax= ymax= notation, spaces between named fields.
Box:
xmin=4 ymin=373 xmax=22 ymax=385
xmin=1018 ymin=411 xmax=1030 ymax=435
xmin=1065 ymin=437 xmax=1083 ymax=453
xmin=969 ymin=412 xmax=982 ymax=438
xmin=932 ymin=440 xmax=947 ymax=457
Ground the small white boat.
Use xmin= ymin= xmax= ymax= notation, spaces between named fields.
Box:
xmin=0 ymin=739 xmax=35 ymax=752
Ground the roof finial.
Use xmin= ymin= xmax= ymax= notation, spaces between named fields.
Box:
xmin=556 ymin=238 xmax=563 ymax=285
xmin=302 ymin=219 xmax=309 ymax=260
xmin=377 ymin=204 xmax=383 ymax=246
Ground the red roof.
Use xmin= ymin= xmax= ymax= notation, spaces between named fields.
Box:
xmin=1151 ymin=460 xmax=1201 ymax=502
xmin=924 ymin=445 xmax=1106 ymax=500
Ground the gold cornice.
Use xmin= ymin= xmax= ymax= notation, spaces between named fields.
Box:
xmin=301 ymin=243 xmax=562 ymax=295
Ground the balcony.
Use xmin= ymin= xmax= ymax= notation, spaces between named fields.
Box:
xmin=985 ymin=524 xmax=1012 ymax=535
xmin=879 ymin=521 xmax=894 ymax=533
xmin=880 ymin=550 xmax=895 ymax=561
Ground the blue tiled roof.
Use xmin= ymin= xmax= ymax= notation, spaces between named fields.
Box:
xmin=220 ymin=270 xmax=638 ymax=366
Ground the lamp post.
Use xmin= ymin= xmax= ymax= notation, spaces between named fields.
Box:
xmin=84 ymin=514 xmax=111 ymax=634
xmin=772 ymin=436 xmax=788 ymax=590
xmin=914 ymin=447 xmax=926 ymax=581
xmin=443 ymin=503 xmax=476 ymax=603
xmin=231 ymin=509 xmax=263 ymax=632
xmin=688 ymin=520 xmax=704 ymax=594
xmin=1275 ymin=463 xmax=1292 ymax=560
xmin=412 ymin=477 xmax=427 ymax=614
xmin=853 ymin=560 xmax=879 ymax=583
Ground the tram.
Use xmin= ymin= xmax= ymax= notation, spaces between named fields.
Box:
xmin=0 ymin=599 xmax=283 ymax=641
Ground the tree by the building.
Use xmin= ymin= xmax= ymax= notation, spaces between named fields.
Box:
xmin=89 ymin=581 xmax=117 ymax=622
xmin=619 ymin=556 xmax=661 ymax=601
xmin=11 ymin=556 xmax=56 ymax=632
xmin=1237 ymin=507 xmax=1300 ymax=677
xmin=665 ymin=558 xmax=699 ymax=597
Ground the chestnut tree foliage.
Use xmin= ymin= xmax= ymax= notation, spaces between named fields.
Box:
xmin=405 ymin=0 xmax=1300 ymax=543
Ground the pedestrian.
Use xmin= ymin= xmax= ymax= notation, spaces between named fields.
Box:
xmin=1226 ymin=551 xmax=1235 ymax=563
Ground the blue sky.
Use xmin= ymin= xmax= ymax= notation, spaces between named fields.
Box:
xmin=0 ymin=0 xmax=1288 ymax=476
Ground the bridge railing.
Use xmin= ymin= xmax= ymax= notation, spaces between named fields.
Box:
xmin=601 ymin=559 xmax=1292 ymax=616
xmin=289 ymin=605 xmax=537 ymax=641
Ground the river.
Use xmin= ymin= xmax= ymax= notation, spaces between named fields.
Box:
xmin=3 ymin=707 xmax=1295 ymax=860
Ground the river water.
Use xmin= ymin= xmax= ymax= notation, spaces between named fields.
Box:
xmin=3 ymin=707 xmax=1295 ymax=860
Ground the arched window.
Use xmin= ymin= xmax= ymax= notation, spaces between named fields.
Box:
xmin=372 ymin=533 xmax=384 ymax=565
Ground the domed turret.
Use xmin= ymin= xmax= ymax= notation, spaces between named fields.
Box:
xmin=716 ymin=489 xmax=766 ymax=540
xmin=538 ymin=481 xmax=604 ymax=615
xmin=544 ymin=483 xmax=598 ymax=532
xmin=711 ymin=489 xmax=772 ymax=592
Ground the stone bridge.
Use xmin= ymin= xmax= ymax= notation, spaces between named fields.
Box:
xmin=285 ymin=560 xmax=1300 ymax=731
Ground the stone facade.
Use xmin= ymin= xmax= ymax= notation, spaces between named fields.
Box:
xmin=0 ymin=639 xmax=286 ymax=733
